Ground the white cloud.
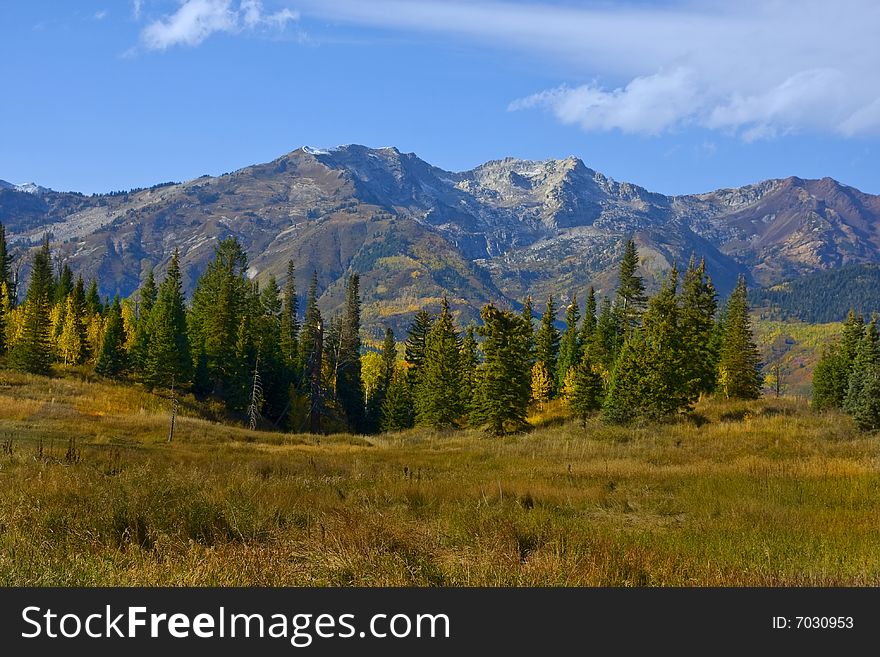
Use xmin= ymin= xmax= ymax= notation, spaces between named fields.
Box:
xmin=141 ymin=0 xmax=298 ymax=50
xmin=133 ymin=0 xmax=143 ymax=20
xmin=94 ymin=10 xmax=108 ymax=21
xmin=299 ymin=0 xmax=880 ymax=140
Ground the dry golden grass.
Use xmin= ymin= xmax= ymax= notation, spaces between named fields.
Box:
xmin=0 ymin=371 xmax=878 ymax=586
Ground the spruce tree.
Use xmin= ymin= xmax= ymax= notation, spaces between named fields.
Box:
xmin=85 ymin=279 xmax=103 ymax=316
xmin=96 ymin=297 xmax=127 ymax=376
xmin=602 ymin=335 xmax=648 ymax=424
xmin=404 ymin=309 xmax=433 ymax=390
xmin=717 ymin=276 xmax=762 ymax=400
xmin=521 ymin=295 xmax=535 ymax=366
xmin=337 ymin=274 xmax=364 ymax=432
xmin=366 ymin=327 xmax=397 ymax=432
xmin=578 ymin=286 xmax=597 ymax=347
xmin=535 ymin=295 xmax=560 ymax=395
xmin=844 ymin=316 xmax=880 ymax=417
xmin=567 ymin=351 xmax=604 ymax=426
xmin=188 ymin=237 xmax=250 ymax=402
xmin=557 ymin=295 xmax=580 ymax=389
xmin=679 ymin=256 xmax=718 ymax=397
xmin=460 ymin=323 xmax=480 ymax=419
xmin=615 ymin=239 xmax=646 ymax=333
xmin=590 ymin=295 xmax=621 ymax=375
xmin=280 ymin=260 xmax=299 ymax=369
xmin=53 ymin=263 xmax=73 ymax=306
xmin=298 ymin=271 xmax=324 ymax=432
xmin=143 ymin=250 xmax=192 ymax=389
xmin=0 ymin=222 xmax=11 ymax=304
xmin=10 ymin=238 xmax=53 ymax=374
xmin=473 ymin=304 xmax=532 ymax=435
xmin=381 ymin=366 xmax=414 ymax=431
xmin=131 ymin=269 xmax=157 ymax=373
xmin=414 ymin=298 xmax=463 ymax=428
xmin=813 ymin=310 xmax=864 ymax=411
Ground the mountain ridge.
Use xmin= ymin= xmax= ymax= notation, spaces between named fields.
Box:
xmin=2 ymin=144 xmax=879 ymax=335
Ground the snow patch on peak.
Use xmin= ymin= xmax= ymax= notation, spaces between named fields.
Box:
xmin=302 ymin=146 xmax=330 ymax=155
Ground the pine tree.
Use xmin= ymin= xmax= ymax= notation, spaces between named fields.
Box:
xmin=280 ymin=260 xmax=299 ymax=369
xmin=188 ymin=237 xmax=250 ymax=403
xmin=589 ymin=295 xmax=620 ymax=376
xmin=404 ymin=309 xmax=433 ymax=390
xmin=366 ymin=327 xmax=397 ymax=432
xmin=298 ymin=271 xmax=324 ymax=433
xmin=0 ymin=222 xmax=11 ymax=304
xmin=578 ymin=286 xmax=597 ymax=347
xmin=10 ymin=238 xmax=53 ymax=374
xmin=557 ymin=295 xmax=580 ymax=390
xmin=844 ymin=317 xmax=880 ymax=416
xmin=414 ymin=298 xmax=463 ymax=428
xmin=53 ymin=262 xmax=74 ymax=306
xmin=85 ymin=279 xmax=103 ymax=316
xmin=131 ymin=269 xmax=157 ymax=373
xmin=679 ymin=256 xmax=718 ymax=397
xmin=381 ymin=366 xmax=414 ymax=431
xmin=96 ymin=297 xmax=127 ymax=376
xmin=717 ymin=276 xmax=762 ymax=400
xmin=813 ymin=310 xmax=864 ymax=411
xmin=615 ymin=239 xmax=646 ymax=333
xmin=567 ymin=351 xmax=604 ymax=426
xmin=460 ymin=323 xmax=480 ymax=418
xmin=521 ymin=295 xmax=535 ymax=367
xmin=535 ymin=295 xmax=560 ymax=395
xmin=602 ymin=335 xmax=648 ymax=424
xmin=142 ymin=250 xmax=192 ymax=389
xmin=473 ymin=304 xmax=532 ymax=435
xmin=337 ymin=274 xmax=364 ymax=432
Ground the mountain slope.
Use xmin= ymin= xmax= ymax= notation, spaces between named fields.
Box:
xmin=2 ymin=145 xmax=880 ymax=335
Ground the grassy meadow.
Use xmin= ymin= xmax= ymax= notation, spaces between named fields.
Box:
xmin=0 ymin=369 xmax=878 ymax=586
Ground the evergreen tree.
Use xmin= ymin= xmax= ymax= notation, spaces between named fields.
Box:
xmin=366 ymin=327 xmax=397 ymax=432
xmin=812 ymin=345 xmax=850 ymax=412
xmin=131 ymin=269 xmax=157 ymax=373
xmin=717 ymin=276 xmax=762 ymax=400
xmin=280 ymin=260 xmax=299 ymax=369
xmin=253 ymin=276 xmax=286 ymax=421
xmin=95 ymin=297 xmax=127 ymax=376
xmin=679 ymin=256 xmax=718 ymax=397
xmin=578 ymin=286 xmax=597 ymax=347
xmin=615 ymin=239 xmax=646 ymax=333
xmin=602 ymin=335 xmax=648 ymax=424
xmin=521 ymin=295 xmax=535 ymax=366
xmin=567 ymin=351 xmax=604 ymax=426
xmin=142 ymin=250 xmax=192 ymax=389
xmin=337 ymin=274 xmax=364 ymax=432
xmin=85 ymin=279 xmax=103 ymax=316
xmin=53 ymin=262 xmax=74 ymax=306
xmin=535 ymin=295 xmax=560 ymax=395
xmin=404 ymin=309 xmax=434 ymax=389
xmin=589 ymin=295 xmax=621 ymax=375
xmin=843 ymin=316 xmax=880 ymax=417
xmin=381 ymin=366 xmax=414 ymax=431
xmin=0 ymin=222 xmax=11 ymax=305
xmin=414 ymin=298 xmax=463 ymax=428
xmin=557 ymin=295 xmax=580 ymax=389
xmin=10 ymin=238 xmax=53 ymax=374
xmin=460 ymin=323 xmax=480 ymax=418
xmin=473 ymin=304 xmax=532 ymax=435
xmin=188 ymin=238 xmax=250 ymax=403
xmin=298 ymin=271 xmax=324 ymax=433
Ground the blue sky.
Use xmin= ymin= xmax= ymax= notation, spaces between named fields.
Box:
xmin=1 ymin=0 xmax=878 ymax=196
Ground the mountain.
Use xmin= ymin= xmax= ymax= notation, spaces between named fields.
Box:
xmin=2 ymin=145 xmax=880 ymax=336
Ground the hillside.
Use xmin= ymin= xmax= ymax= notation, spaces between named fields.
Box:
xmin=3 ymin=146 xmax=880 ymax=335
xmin=751 ymin=264 xmax=880 ymax=323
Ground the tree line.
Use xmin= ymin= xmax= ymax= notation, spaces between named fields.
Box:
xmin=812 ymin=310 xmax=880 ymax=430
xmin=0 ymin=226 xmax=765 ymax=435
